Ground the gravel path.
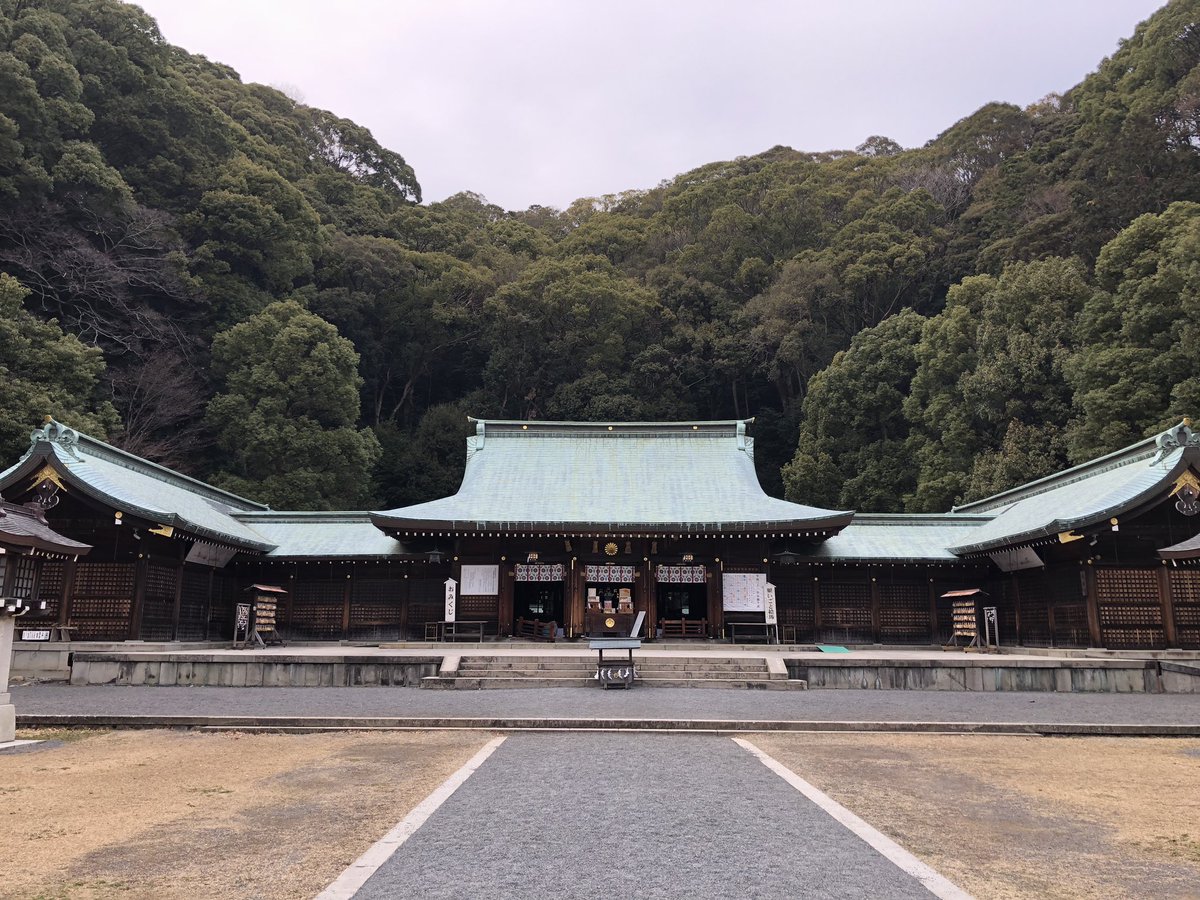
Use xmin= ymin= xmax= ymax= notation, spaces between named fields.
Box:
xmin=12 ymin=683 xmax=1200 ymax=724
xmin=354 ymin=733 xmax=936 ymax=900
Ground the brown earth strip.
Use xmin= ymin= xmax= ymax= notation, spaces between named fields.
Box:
xmin=0 ymin=729 xmax=490 ymax=900
xmin=751 ymin=733 xmax=1200 ymax=900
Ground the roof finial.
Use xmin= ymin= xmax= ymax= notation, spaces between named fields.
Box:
xmin=29 ymin=418 xmax=81 ymax=460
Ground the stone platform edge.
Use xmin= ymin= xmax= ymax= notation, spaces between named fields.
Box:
xmin=15 ymin=713 xmax=1200 ymax=737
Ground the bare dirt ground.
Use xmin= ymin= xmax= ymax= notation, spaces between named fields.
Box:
xmin=752 ymin=733 xmax=1200 ymax=900
xmin=0 ymin=728 xmax=490 ymax=900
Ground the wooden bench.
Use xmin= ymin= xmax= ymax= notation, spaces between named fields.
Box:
xmin=515 ymin=617 xmax=557 ymax=642
xmin=659 ymin=618 xmax=708 ymax=639
xmin=726 ymin=621 xmax=776 ymax=643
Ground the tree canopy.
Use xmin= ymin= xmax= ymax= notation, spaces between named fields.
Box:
xmin=2 ymin=0 xmax=1198 ymax=511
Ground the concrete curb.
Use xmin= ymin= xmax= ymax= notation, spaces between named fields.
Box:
xmin=16 ymin=713 xmax=1200 ymax=736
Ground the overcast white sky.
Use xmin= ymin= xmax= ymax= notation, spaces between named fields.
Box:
xmin=135 ymin=0 xmax=1165 ymax=211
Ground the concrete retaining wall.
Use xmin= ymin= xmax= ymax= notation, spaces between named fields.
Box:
xmin=786 ymin=659 xmax=1180 ymax=692
xmin=69 ymin=653 xmax=439 ymax=687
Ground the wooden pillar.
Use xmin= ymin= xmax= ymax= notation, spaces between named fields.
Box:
xmin=1158 ymin=565 xmax=1179 ymax=648
xmin=282 ymin=566 xmax=294 ymax=632
xmin=169 ymin=544 xmax=186 ymax=641
xmin=340 ymin=564 xmax=352 ymax=638
xmin=567 ymin=561 xmax=584 ymax=638
xmin=128 ymin=556 xmax=148 ymax=640
xmin=57 ymin=557 xmax=77 ymax=629
xmin=642 ymin=559 xmax=655 ymax=639
xmin=1083 ymin=564 xmax=1102 ymax=648
xmin=812 ymin=576 xmax=822 ymax=639
xmin=869 ymin=574 xmax=882 ymax=644
xmin=396 ymin=567 xmax=409 ymax=639
xmin=708 ymin=563 xmax=723 ymax=638
xmin=928 ymin=580 xmax=939 ymax=644
xmin=1010 ymin=574 xmax=1023 ymax=646
xmin=642 ymin=560 xmax=656 ymax=640
xmin=499 ymin=563 xmax=514 ymax=637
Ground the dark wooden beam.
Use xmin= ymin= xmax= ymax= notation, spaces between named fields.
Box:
xmin=1158 ymin=564 xmax=1179 ymax=648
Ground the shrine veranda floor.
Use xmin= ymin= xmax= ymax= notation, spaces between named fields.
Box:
xmin=2 ymin=728 xmax=1198 ymax=900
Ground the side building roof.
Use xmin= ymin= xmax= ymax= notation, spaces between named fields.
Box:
xmin=780 ymin=514 xmax=995 ymax=563
xmin=0 ymin=420 xmax=275 ymax=553
xmin=237 ymin=512 xmax=407 ymax=559
xmin=371 ymin=419 xmax=854 ymax=537
xmin=948 ymin=422 xmax=1200 ymax=555
xmin=0 ymin=496 xmax=92 ymax=557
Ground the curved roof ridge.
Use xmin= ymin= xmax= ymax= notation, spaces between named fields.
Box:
xmin=952 ymin=429 xmax=1171 ymax=514
xmin=27 ymin=419 xmax=269 ymax=512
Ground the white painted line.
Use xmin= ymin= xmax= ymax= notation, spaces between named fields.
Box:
xmin=0 ymin=739 xmax=42 ymax=752
xmin=316 ymin=735 xmax=506 ymax=900
xmin=733 ymin=737 xmax=974 ymax=900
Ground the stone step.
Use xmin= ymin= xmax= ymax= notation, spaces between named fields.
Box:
xmin=456 ymin=656 xmax=767 ymax=670
xmin=421 ymin=675 xmax=806 ymax=691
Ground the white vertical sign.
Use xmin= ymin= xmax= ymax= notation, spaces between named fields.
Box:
xmin=764 ymin=583 xmax=778 ymax=625
xmin=444 ymin=578 xmax=457 ymax=623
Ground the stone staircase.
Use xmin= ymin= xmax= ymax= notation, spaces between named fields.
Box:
xmin=421 ymin=655 xmax=806 ymax=690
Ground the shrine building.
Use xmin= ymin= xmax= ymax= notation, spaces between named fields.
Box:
xmin=0 ymin=416 xmax=1198 ymax=650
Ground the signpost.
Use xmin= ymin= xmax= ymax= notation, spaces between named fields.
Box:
xmin=983 ymin=606 xmax=999 ymax=648
xmin=444 ymin=578 xmax=457 ymax=624
xmin=232 ymin=602 xmax=251 ymax=648
xmin=764 ymin=582 xmax=779 ymax=644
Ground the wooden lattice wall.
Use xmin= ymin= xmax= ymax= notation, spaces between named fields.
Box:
xmin=70 ymin=562 xmax=135 ymax=640
xmin=1169 ymin=569 xmax=1200 ymax=649
xmin=818 ymin=580 xmax=872 ymax=644
xmin=139 ymin=563 xmax=179 ymax=641
xmin=178 ymin=567 xmax=212 ymax=641
xmin=1095 ymin=568 xmax=1165 ymax=649
xmin=879 ymin=582 xmax=929 ymax=643
xmin=347 ymin=577 xmax=404 ymax=641
xmin=772 ymin=568 xmax=815 ymax=642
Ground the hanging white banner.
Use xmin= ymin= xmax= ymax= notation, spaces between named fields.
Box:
xmin=444 ymin=578 xmax=457 ymax=623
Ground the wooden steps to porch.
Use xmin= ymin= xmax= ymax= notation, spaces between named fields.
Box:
xmin=420 ymin=655 xmax=807 ymax=690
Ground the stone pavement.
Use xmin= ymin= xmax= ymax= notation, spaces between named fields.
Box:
xmin=352 ymin=733 xmax=940 ymax=900
xmin=12 ymin=683 xmax=1200 ymax=726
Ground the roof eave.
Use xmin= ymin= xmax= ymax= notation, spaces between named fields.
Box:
xmin=5 ymin=449 xmax=274 ymax=554
xmin=369 ymin=512 xmax=855 ymax=535
xmin=951 ymin=452 xmax=1200 ymax=555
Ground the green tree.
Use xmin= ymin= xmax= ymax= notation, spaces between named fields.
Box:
xmin=906 ymin=257 xmax=1091 ymax=509
xmin=1066 ymin=201 xmax=1200 ymax=459
xmin=205 ymin=299 xmax=380 ymax=509
xmin=0 ymin=273 xmax=119 ymax=460
xmin=782 ymin=309 xmax=926 ymax=511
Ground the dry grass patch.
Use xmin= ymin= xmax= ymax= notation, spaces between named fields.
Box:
xmin=0 ymin=728 xmax=491 ymax=899
xmin=751 ymin=733 xmax=1200 ymax=900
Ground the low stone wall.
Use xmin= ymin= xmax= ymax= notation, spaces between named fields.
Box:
xmin=785 ymin=658 xmax=1190 ymax=692
xmin=12 ymin=641 xmax=235 ymax=681
xmin=69 ymin=653 xmax=440 ymax=687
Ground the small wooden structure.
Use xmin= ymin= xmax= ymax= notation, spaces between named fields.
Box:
xmin=942 ymin=588 xmax=989 ymax=650
xmin=235 ymin=584 xmax=287 ymax=648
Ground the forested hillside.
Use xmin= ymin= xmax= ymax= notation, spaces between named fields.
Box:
xmin=2 ymin=0 xmax=1199 ymax=511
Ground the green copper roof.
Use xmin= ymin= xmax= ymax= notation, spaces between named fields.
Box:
xmin=372 ymin=419 xmax=853 ymax=534
xmin=784 ymin=514 xmax=994 ymax=562
xmin=949 ymin=422 xmax=1200 ymax=555
xmin=238 ymin=512 xmax=407 ymax=558
xmin=0 ymin=421 xmax=274 ymax=552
